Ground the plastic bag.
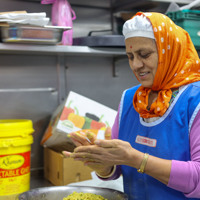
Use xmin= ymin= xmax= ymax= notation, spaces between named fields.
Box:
xmin=41 ymin=0 xmax=76 ymax=45
xmin=41 ymin=0 xmax=55 ymax=3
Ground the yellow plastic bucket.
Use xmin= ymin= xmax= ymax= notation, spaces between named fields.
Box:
xmin=0 ymin=119 xmax=34 ymax=200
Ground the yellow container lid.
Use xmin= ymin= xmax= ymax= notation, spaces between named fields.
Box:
xmin=0 ymin=135 xmax=33 ymax=148
xmin=0 ymin=119 xmax=34 ymax=138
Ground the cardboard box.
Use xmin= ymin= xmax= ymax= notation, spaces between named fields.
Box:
xmin=41 ymin=91 xmax=117 ymax=152
xmin=56 ymin=91 xmax=117 ymax=135
xmin=44 ymin=148 xmax=93 ymax=186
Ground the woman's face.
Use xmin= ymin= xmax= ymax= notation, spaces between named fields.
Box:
xmin=125 ymin=37 xmax=158 ymax=88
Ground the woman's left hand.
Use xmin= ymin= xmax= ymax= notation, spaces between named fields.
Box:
xmin=69 ymin=139 xmax=143 ymax=169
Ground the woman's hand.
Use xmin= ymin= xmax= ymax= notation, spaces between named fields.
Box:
xmin=68 ymin=130 xmax=97 ymax=146
xmin=63 ymin=138 xmax=172 ymax=184
xmin=63 ymin=129 xmax=114 ymax=175
xmin=68 ymin=126 xmax=111 ymax=147
xmin=63 ymin=148 xmax=113 ymax=176
xmin=67 ymin=139 xmax=143 ymax=169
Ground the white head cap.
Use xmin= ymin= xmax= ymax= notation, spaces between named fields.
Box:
xmin=122 ymin=15 xmax=155 ymax=40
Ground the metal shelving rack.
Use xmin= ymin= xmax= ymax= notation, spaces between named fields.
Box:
xmin=0 ymin=43 xmax=126 ymax=56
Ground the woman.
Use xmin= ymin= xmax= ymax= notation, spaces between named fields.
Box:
xmin=63 ymin=12 xmax=200 ymax=199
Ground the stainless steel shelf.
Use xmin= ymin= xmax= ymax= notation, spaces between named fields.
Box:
xmin=151 ymin=0 xmax=193 ymax=3
xmin=0 ymin=43 xmax=126 ymax=57
xmin=112 ymin=0 xmax=193 ymax=11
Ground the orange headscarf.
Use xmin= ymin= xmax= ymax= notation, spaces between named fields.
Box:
xmin=132 ymin=12 xmax=200 ymax=118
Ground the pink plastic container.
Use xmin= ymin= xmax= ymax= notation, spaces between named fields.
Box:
xmin=41 ymin=0 xmax=76 ymax=45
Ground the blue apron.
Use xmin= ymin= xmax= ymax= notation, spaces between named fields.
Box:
xmin=118 ymin=82 xmax=200 ymax=200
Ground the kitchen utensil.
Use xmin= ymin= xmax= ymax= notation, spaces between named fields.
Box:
xmin=17 ymin=186 xmax=128 ymax=200
xmin=0 ymin=24 xmax=71 ymax=45
xmin=73 ymin=29 xmax=125 ymax=47
xmin=73 ymin=35 xmax=125 ymax=47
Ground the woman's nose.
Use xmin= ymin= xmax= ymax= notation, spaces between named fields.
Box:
xmin=131 ymin=57 xmax=143 ymax=70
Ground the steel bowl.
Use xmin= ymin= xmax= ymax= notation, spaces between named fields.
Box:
xmin=17 ymin=186 xmax=128 ymax=200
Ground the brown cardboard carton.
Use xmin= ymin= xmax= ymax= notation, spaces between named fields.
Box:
xmin=41 ymin=91 xmax=117 ymax=153
xmin=55 ymin=91 xmax=117 ymax=135
xmin=44 ymin=148 xmax=93 ymax=186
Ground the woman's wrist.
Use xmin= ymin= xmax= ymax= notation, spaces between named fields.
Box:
xmin=127 ymin=149 xmax=145 ymax=169
xmin=95 ymin=166 xmax=116 ymax=178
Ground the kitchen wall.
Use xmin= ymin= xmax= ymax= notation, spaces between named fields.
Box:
xmin=0 ymin=0 xmax=138 ymax=173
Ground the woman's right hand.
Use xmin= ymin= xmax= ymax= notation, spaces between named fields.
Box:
xmin=68 ymin=129 xmax=97 ymax=147
xmin=64 ymin=129 xmax=114 ymax=175
xmin=62 ymin=145 xmax=113 ymax=176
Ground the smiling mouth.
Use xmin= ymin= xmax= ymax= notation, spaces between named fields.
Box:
xmin=138 ymin=72 xmax=150 ymax=77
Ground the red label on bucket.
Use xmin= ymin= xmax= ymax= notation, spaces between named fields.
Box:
xmin=0 ymin=151 xmax=30 ymax=178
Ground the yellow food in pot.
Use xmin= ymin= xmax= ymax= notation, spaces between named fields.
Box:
xmin=63 ymin=191 xmax=108 ymax=200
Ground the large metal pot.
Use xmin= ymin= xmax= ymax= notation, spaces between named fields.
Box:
xmin=17 ymin=186 xmax=128 ymax=200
